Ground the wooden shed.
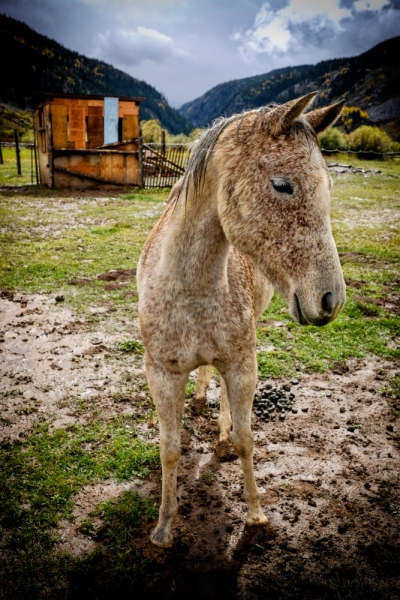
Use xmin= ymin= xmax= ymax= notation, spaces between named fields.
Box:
xmin=34 ymin=93 xmax=144 ymax=188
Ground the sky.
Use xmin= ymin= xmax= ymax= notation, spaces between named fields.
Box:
xmin=1 ymin=0 xmax=400 ymax=107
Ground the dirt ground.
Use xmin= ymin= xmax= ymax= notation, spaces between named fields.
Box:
xmin=1 ymin=289 xmax=399 ymax=599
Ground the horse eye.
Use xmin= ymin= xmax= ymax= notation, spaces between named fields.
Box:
xmin=271 ymin=178 xmax=293 ymax=195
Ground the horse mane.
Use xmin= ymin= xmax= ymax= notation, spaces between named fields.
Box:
xmin=177 ymin=104 xmax=315 ymax=202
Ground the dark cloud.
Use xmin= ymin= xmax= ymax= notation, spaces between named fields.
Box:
xmin=1 ymin=0 xmax=399 ymax=107
xmin=339 ymin=0 xmax=357 ymax=8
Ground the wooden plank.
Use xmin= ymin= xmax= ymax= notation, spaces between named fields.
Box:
xmin=54 ymin=166 xmax=135 ymax=187
xmin=119 ymin=101 xmax=139 ymax=117
xmin=123 ymin=115 xmax=138 ymax=140
xmin=54 ymin=154 xmax=101 ymax=176
xmin=100 ymin=153 xmax=124 ymax=183
xmin=88 ymin=99 xmax=103 ymax=108
xmin=51 ymin=104 xmax=68 ymax=148
xmin=125 ymin=153 xmax=139 ymax=184
xmin=87 ymin=106 xmax=103 ymax=148
xmin=69 ymin=106 xmax=86 ymax=149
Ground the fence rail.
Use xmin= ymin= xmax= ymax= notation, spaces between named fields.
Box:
xmin=142 ymin=143 xmax=192 ymax=188
xmin=320 ymin=148 xmax=400 ymax=157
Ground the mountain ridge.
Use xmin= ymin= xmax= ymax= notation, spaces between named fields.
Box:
xmin=0 ymin=13 xmax=193 ymax=135
xmin=179 ymin=37 xmax=400 ymax=139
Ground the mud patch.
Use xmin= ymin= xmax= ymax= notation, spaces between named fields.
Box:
xmin=1 ymin=293 xmax=399 ymax=599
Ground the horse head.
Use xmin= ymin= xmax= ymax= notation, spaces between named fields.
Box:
xmin=215 ymin=93 xmax=346 ymax=326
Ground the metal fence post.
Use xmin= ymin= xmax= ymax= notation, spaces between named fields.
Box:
xmin=14 ymin=130 xmax=21 ymax=175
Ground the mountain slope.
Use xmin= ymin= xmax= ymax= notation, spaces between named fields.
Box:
xmin=179 ymin=37 xmax=400 ymax=138
xmin=0 ymin=14 xmax=192 ymax=134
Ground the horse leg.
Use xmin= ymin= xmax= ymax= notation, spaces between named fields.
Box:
xmin=224 ymin=356 xmax=268 ymax=525
xmin=146 ymin=360 xmax=187 ymax=547
xmin=216 ymin=377 xmax=232 ymax=457
xmin=192 ymin=365 xmax=213 ymax=414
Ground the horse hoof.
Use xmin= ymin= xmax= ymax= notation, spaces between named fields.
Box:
xmin=216 ymin=440 xmax=236 ymax=461
xmin=150 ymin=528 xmax=174 ymax=548
xmin=246 ymin=514 xmax=269 ymax=527
xmin=191 ymin=395 xmax=207 ymax=415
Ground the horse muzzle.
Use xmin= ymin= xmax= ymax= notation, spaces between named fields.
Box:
xmin=292 ymin=289 xmax=345 ymax=327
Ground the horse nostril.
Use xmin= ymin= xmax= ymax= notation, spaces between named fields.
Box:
xmin=321 ymin=292 xmax=334 ymax=317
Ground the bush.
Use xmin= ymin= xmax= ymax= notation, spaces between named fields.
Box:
xmin=347 ymin=125 xmax=395 ymax=153
xmin=319 ymin=127 xmax=347 ymax=150
xmin=140 ymin=120 xmax=202 ymax=145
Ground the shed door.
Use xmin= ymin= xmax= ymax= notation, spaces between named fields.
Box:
xmin=104 ymin=97 xmax=119 ymax=145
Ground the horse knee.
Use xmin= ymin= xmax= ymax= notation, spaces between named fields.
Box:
xmin=160 ymin=440 xmax=181 ymax=468
xmin=231 ymin=429 xmax=253 ymax=458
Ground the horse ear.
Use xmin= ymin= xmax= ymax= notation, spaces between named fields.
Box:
xmin=270 ymin=92 xmax=318 ymax=135
xmin=304 ymin=100 xmax=346 ymax=134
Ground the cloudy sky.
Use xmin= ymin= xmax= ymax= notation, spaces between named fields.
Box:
xmin=2 ymin=0 xmax=400 ymax=107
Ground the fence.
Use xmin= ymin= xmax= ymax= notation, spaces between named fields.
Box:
xmin=0 ymin=141 xmax=38 ymax=185
xmin=320 ymin=148 xmax=400 ymax=158
xmin=1 ymin=140 xmax=399 ymax=188
xmin=142 ymin=143 xmax=192 ymax=188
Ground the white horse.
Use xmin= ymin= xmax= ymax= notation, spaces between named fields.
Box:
xmin=137 ymin=93 xmax=346 ymax=547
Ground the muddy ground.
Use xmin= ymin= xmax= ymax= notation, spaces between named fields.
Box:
xmin=1 ymin=288 xmax=399 ymax=599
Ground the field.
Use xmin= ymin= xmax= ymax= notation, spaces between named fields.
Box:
xmin=0 ymin=156 xmax=399 ymax=599
xmin=0 ymin=147 xmax=37 ymax=186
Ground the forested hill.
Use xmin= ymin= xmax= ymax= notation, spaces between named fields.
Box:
xmin=0 ymin=14 xmax=192 ymax=134
xmin=179 ymin=36 xmax=400 ymax=137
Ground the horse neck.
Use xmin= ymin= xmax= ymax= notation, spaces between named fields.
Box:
xmin=161 ymin=182 xmax=230 ymax=292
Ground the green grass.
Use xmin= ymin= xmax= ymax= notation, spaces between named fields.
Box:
xmin=0 ymin=417 xmax=159 ymax=544
xmin=0 ymin=147 xmax=36 ymax=185
xmin=119 ymin=339 xmax=145 ymax=354
xmin=0 ymin=417 xmax=160 ymax=598
xmin=0 ymin=188 xmax=168 ymax=312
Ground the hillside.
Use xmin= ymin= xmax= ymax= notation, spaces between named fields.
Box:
xmin=0 ymin=14 xmax=192 ymax=135
xmin=179 ymin=37 xmax=400 ymax=139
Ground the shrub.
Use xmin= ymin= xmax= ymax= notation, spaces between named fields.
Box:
xmin=319 ymin=127 xmax=347 ymax=150
xmin=347 ymin=125 xmax=394 ymax=153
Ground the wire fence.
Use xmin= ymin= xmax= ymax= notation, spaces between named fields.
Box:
xmin=0 ymin=141 xmax=38 ymax=186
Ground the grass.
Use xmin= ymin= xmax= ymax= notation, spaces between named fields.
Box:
xmin=0 ymin=147 xmax=36 ymax=186
xmin=0 ymin=417 xmax=159 ymax=598
xmin=0 ymin=188 xmax=168 ymax=313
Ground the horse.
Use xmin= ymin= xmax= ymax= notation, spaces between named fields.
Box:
xmin=137 ymin=92 xmax=346 ymax=547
